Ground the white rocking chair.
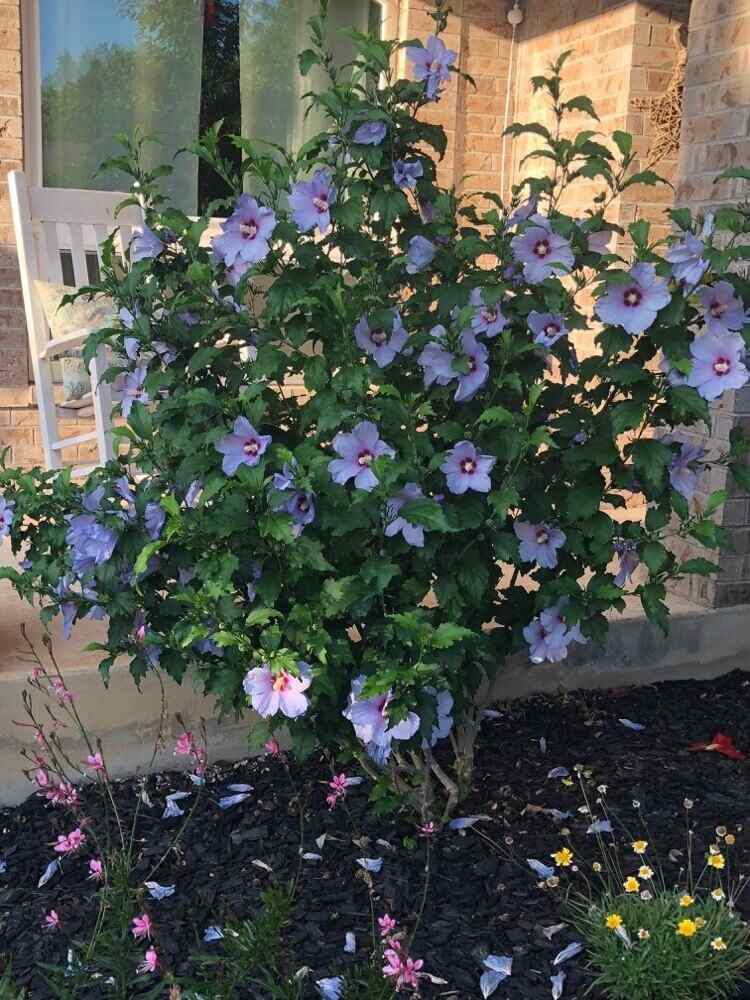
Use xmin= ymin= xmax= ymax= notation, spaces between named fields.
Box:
xmin=8 ymin=170 xmax=144 ymax=475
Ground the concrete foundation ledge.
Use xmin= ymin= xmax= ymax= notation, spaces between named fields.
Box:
xmin=0 ymin=599 xmax=748 ymax=808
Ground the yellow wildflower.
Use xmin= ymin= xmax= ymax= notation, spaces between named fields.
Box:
xmin=623 ymin=876 xmax=640 ymax=893
xmin=632 ymin=840 xmax=648 ymax=854
xmin=708 ymin=853 xmax=726 ymax=870
xmin=638 ymin=865 xmax=654 ymax=879
xmin=605 ymin=913 xmax=623 ymax=930
xmin=711 ymin=937 xmax=728 ymax=951
xmin=711 ymin=888 xmax=726 ymax=901
xmin=679 ymin=894 xmax=695 ymax=908
xmin=676 ymin=919 xmax=697 ymax=938
xmin=695 ymin=917 xmax=706 ymax=929
xmin=551 ymin=847 xmax=573 ymax=867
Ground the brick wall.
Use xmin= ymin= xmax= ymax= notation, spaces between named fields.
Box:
xmin=669 ymin=0 xmax=750 ymax=608
xmin=0 ymin=0 xmax=25 ymax=388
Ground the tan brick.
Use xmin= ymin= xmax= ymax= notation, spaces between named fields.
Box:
xmin=0 ymin=51 xmax=20 ymax=74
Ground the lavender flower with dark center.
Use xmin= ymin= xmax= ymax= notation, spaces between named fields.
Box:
xmin=406 ymin=235 xmax=437 ymax=274
xmin=153 ymin=340 xmax=178 ymax=365
xmin=353 ymin=120 xmax=387 ymax=145
xmin=65 ymin=515 xmax=117 ymax=577
xmin=594 ymin=262 xmax=671 ymax=336
xmin=215 ymin=417 xmax=272 ymax=476
xmin=686 ymin=331 xmax=749 ymax=400
xmin=440 ymin=441 xmax=495 ymax=494
xmin=0 ymin=496 xmax=14 ymax=539
xmin=507 ymin=197 xmax=538 ymax=229
xmin=384 ymin=482 xmax=427 ymax=548
xmin=417 ymin=326 xmax=454 ymax=388
xmin=354 ymin=310 xmax=408 ymax=367
xmin=144 ymin=502 xmax=165 ymax=541
xmin=212 ymin=194 xmax=277 ymax=267
xmin=289 ymin=169 xmax=337 ymax=234
xmin=527 ymin=311 xmax=566 ymax=348
xmin=406 ymin=35 xmax=458 ymax=101
xmin=613 ymin=539 xmax=639 ymax=587
xmin=328 ymin=421 xmax=396 ymax=492
xmin=665 ymin=232 xmax=709 ymax=287
xmin=130 ymin=225 xmax=164 ymax=264
xmin=697 ymin=281 xmax=748 ymax=336
xmin=343 ymin=675 xmax=420 ymax=750
xmin=514 ymin=521 xmax=567 ymax=569
xmin=668 ymin=440 xmax=705 ymax=501
xmin=270 ymin=463 xmax=315 ymax=537
xmin=522 ymin=616 xmax=569 ymax=663
xmin=120 ymin=367 xmax=149 ymax=419
xmin=586 ymin=230 xmax=613 ymax=254
xmin=82 ymin=486 xmax=106 ymax=513
xmin=453 ymin=331 xmax=489 ymax=402
xmin=510 ymin=218 xmax=574 ymax=284
xmin=393 ymin=159 xmax=423 ymax=190
xmin=470 ymin=288 xmax=508 ymax=338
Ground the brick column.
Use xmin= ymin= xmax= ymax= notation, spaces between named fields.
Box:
xmin=670 ymin=0 xmax=750 ymax=608
xmin=0 ymin=0 xmax=26 ymax=387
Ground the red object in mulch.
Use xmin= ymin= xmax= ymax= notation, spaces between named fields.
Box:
xmin=688 ymin=732 xmax=746 ymax=760
xmin=205 ymin=0 xmax=216 ymax=26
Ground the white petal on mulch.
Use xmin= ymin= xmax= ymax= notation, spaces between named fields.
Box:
xmin=162 ymin=791 xmax=191 ymax=819
xmin=587 ymin=819 xmax=613 ymax=834
xmin=0 ymin=859 xmax=7 ymax=874
xmin=227 ymin=783 xmax=253 ymax=793
xmin=422 ymin=972 xmax=448 ymax=985
xmin=344 ymin=931 xmax=356 ymax=953
xmin=553 ymin=942 xmax=583 ymax=965
xmin=551 ymin=970 xmax=566 ymax=998
xmin=527 ymin=858 xmax=556 ymax=878
xmin=484 ymin=955 xmax=512 ymax=976
xmin=480 ymin=958 xmax=512 ymax=1000
xmin=481 ymin=709 xmax=502 ymax=720
xmin=252 ymin=860 xmax=273 ymax=873
xmin=356 ymin=857 xmax=383 ymax=873
xmin=539 ymin=737 xmax=547 ymax=753
xmin=315 ymin=834 xmax=327 ymax=851
xmin=187 ymin=773 xmax=205 ymax=786
xmin=144 ymin=881 xmax=176 ymax=900
xmin=615 ymin=925 xmax=633 ymax=949
xmin=316 ymin=977 xmax=344 ymax=1000
xmin=547 ymin=767 xmax=570 ymax=779
xmin=218 ymin=793 xmax=251 ymax=809
xmin=302 ymin=852 xmax=323 ymax=862
xmin=542 ymin=923 xmax=567 ymax=940
xmin=38 ymin=859 xmax=61 ymax=888
xmin=203 ymin=926 xmax=224 ymax=942
xmin=140 ymin=789 xmax=153 ymax=807
xmin=449 ymin=815 xmax=491 ymax=830
xmin=619 ymin=718 xmax=646 ymax=731
xmin=546 ymin=809 xmax=573 ymax=822
xmin=376 ymin=838 xmax=394 ymax=851
xmin=344 ymin=777 xmax=364 ymax=787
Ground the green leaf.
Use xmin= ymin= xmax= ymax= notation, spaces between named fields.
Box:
xmin=432 ymin=623 xmax=474 ymax=649
xmin=678 ymin=557 xmax=720 ymax=576
xmin=610 ymin=400 xmax=646 ymax=435
xmin=641 ymin=540 xmax=668 ymax=574
xmin=716 ymin=166 xmax=750 ymax=183
xmin=399 ymin=499 xmax=449 ymax=531
xmin=628 ymin=218 xmax=650 ymax=249
xmin=478 ymin=406 xmax=515 ymax=427
xmin=133 ymin=539 xmax=166 ymax=575
xmin=612 ymin=130 xmax=633 ymax=156
xmin=623 ymin=170 xmax=667 ymax=190
xmin=245 ymin=607 xmax=282 ymax=628
xmin=630 ymin=439 xmax=672 ymax=488
xmin=564 ymin=95 xmax=599 ymax=119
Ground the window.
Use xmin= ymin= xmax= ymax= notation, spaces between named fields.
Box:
xmin=30 ymin=0 xmax=385 ymax=215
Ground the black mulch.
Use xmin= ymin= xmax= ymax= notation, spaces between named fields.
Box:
xmin=2 ymin=669 xmax=750 ymax=999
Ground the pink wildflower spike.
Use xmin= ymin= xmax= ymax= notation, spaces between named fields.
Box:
xmin=53 ymin=827 xmax=86 ymax=855
xmin=418 ymin=821 xmax=436 ymax=837
xmin=132 ymin=913 xmax=153 ymax=940
xmin=50 ymin=677 xmax=73 ymax=703
xmin=138 ymin=946 xmax=159 ymax=974
xmin=378 ymin=914 xmax=397 ymax=938
xmin=264 ymin=737 xmax=281 ymax=755
xmin=329 ymin=774 xmax=348 ymax=796
xmin=174 ymin=732 xmax=195 ymax=756
xmin=46 ymin=782 xmax=79 ymax=807
xmin=88 ymin=859 xmax=104 ymax=881
xmin=35 ymin=768 xmax=49 ymax=788
xmin=43 ymin=909 xmax=60 ymax=930
xmin=85 ymin=752 xmax=105 ymax=771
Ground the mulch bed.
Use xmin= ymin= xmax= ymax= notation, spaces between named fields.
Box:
xmin=1 ymin=668 xmax=750 ymax=998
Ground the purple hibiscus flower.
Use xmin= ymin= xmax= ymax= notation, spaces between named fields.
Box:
xmin=212 ymin=194 xmax=277 ymax=268
xmin=613 ymin=539 xmax=640 ymax=587
xmin=54 ymin=576 xmax=104 ymax=640
xmin=354 ymin=310 xmax=408 ymax=367
xmin=697 ymin=281 xmax=748 ymax=336
xmin=406 ymin=35 xmax=457 ymax=101
xmin=687 ymin=331 xmax=749 ymax=400
xmin=153 ymin=339 xmax=178 ymax=365
xmin=406 ymin=235 xmax=437 ymax=274
xmin=668 ymin=440 xmax=705 ymax=501
xmin=514 ymin=521 xmax=567 ymax=569
xmin=441 ymin=441 xmax=495 ymax=495
xmin=119 ymin=306 xmax=136 ymax=330
xmin=225 ymin=259 xmax=252 ymax=287
xmin=510 ymin=217 xmax=575 ymax=284
xmin=271 ymin=464 xmax=315 ymax=537
xmin=453 ymin=331 xmax=489 ymax=402
xmin=82 ymin=486 xmax=105 ymax=513
xmin=660 ymin=354 xmax=687 ymax=387
xmin=0 ymin=496 xmax=14 ymax=539
xmin=129 ymin=225 xmax=164 ymax=264
xmin=243 ymin=662 xmax=311 ymax=719
xmin=523 ymin=615 xmax=569 ymax=664
xmin=470 ymin=288 xmax=508 ymax=338
xmin=328 ymin=421 xmax=396 ymax=492
xmin=586 ymin=229 xmax=613 ymax=254
xmin=418 ymin=326 xmax=454 ymax=388
xmin=343 ymin=675 xmax=420 ymax=750
xmin=393 ymin=159 xmax=423 ymax=190
xmin=384 ymin=482 xmax=428 ymax=548
xmin=353 ymin=120 xmax=387 ymax=145
xmin=507 ymin=196 xmax=538 ymax=229
xmin=184 ymin=481 xmax=203 ymax=509
xmin=289 ymin=169 xmax=337 ymax=233
xmin=541 ymin=598 xmax=587 ymax=646
xmin=195 ymin=637 xmax=224 ymax=658
xmin=123 ymin=336 xmax=142 ymax=362
xmin=215 ymin=417 xmax=272 ymax=476
xmin=423 ymin=687 xmax=454 ymax=747
xmin=528 ymin=311 xmax=568 ymax=348
xmin=664 ymin=232 xmax=708 ymax=287
xmin=120 ymin=367 xmax=149 ymax=419
xmin=594 ymin=262 xmax=671 ymax=336
xmin=65 ymin=515 xmax=117 ymax=576
xmin=144 ymin=502 xmax=165 ymax=541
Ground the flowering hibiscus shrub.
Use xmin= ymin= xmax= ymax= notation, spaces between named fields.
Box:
xmin=2 ymin=3 xmax=750 ymax=820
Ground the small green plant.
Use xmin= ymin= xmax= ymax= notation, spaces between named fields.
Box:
xmin=0 ymin=964 xmax=26 ymax=1000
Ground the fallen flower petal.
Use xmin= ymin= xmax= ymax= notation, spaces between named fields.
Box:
xmin=226 ymin=783 xmax=253 ymax=792
xmin=38 ymin=859 xmax=61 ymax=888
xmin=619 ymin=718 xmax=646 ymax=732
xmin=144 ymin=881 xmax=175 ymax=900
xmin=551 ymin=970 xmax=566 ymax=999
xmin=316 ymin=977 xmax=344 ymax=1000
xmin=480 ymin=970 xmax=506 ymax=998
xmin=203 ymin=925 xmax=224 ymax=942
xmin=218 ymin=793 xmax=251 ymax=809
xmin=547 ymin=767 xmax=570 ymax=779
xmin=554 ymin=941 xmax=583 ymax=965
xmin=587 ymin=820 xmax=613 ymax=835
xmin=344 ymin=931 xmax=356 ymax=953
xmin=542 ymin=923 xmax=567 ymax=940
xmin=449 ymin=815 xmax=491 ymax=830
xmin=688 ymin=732 xmax=746 ymax=760
xmin=43 ymin=909 xmax=60 ymax=930
xmin=484 ymin=955 xmax=512 ymax=976
xmin=356 ymin=857 xmax=383 ymax=873
xmin=528 ymin=858 xmax=556 ymax=878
